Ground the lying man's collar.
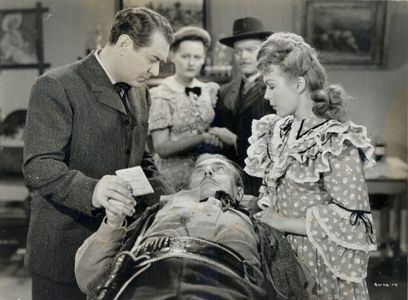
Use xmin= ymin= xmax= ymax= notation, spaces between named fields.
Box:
xmin=200 ymin=190 xmax=249 ymax=215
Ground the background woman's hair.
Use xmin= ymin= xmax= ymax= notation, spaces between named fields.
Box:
xmin=257 ymin=32 xmax=348 ymax=122
xmin=170 ymin=26 xmax=211 ymax=52
xmin=170 ymin=35 xmax=209 ymax=52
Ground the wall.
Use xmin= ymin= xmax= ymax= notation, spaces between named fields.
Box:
xmin=209 ymin=0 xmax=408 ymax=160
xmin=0 ymin=0 xmax=115 ymax=119
xmin=0 ymin=0 xmax=406 ymax=160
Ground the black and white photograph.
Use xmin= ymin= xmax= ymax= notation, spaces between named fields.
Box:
xmin=0 ymin=0 xmax=406 ymax=299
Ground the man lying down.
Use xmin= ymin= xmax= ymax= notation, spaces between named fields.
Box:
xmin=75 ymin=154 xmax=312 ymax=300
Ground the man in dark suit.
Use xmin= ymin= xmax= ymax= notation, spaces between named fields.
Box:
xmin=210 ymin=17 xmax=275 ymax=196
xmin=23 ymin=8 xmax=173 ymax=300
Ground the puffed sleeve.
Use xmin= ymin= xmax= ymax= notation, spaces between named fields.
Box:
xmin=306 ymin=143 xmax=377 ymax=283
xmin=148 ymin=85 xmax=173 ymax=133
xmin=244 ymin=114 xmax=283 ymax=207
xmin=203 ymin=81 xmax=220 ymax=107
xmin=244 ymin=114 xmax=281 ymax=177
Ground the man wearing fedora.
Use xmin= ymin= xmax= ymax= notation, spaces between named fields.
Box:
xmin=209 ymin=17 xmax=275 ymax=196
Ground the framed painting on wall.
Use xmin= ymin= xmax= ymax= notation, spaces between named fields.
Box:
xmin=120 ymin=0 xmax=207 ymax=31
xmin=0 ymin=3 xmax=50 ymax=74
xmin=302 ymin=0 xmax=387 ymax=66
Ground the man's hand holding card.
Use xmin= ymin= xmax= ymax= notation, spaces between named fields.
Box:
xmin=101 ymin=167 xmax=154 ymax=228
xmin=115 ymin=166 xmax=154 ymax=196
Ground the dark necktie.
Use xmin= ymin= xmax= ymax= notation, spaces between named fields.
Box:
xmin=242 ymin=78 xmax=255 ymax=95
xmin=185 ymin=86 xmax=201 ymax=97
xmin=114 ymin=82 xmax=132 ymax=117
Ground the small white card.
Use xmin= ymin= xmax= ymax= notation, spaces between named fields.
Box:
xmin=115 ymin=166 xmax=154 ymax=196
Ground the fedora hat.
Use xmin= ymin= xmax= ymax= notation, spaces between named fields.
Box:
xmin=219 ymin=17 xmax=272 ymax=47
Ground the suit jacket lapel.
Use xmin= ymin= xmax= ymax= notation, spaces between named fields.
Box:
xmin=78 ymin=52 xmax=127 ymax=115
xmin=127 ymin=87 xmax=145 ymax=127
xmin=96 ymin=88 xmax=127 ymax=115
xmin=223 ymin=78 xmax=242 ymax=115
xmin=128 ymin=85 xmax=150 ymax=167
xmin=238 ymin=77 xmax=266 ymax=114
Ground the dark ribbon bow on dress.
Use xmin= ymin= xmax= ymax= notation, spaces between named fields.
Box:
xmin=350 ymin=210 xmax=375 ymax=244
xmin=185 ymin=86 xmax=202 ymax=97
xmin=334 ymin=202 xmax=375 ymax=244
xmin=276 ymin=118 xmax=294 ymax=157
xmin=279 ymin=118 xmax=293 ymax=139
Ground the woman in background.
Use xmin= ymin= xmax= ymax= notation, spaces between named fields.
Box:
xmin=245 ymin=32 xmax=376 ymax=299
xmin=149 ymin=26 xmax=220 ymax=191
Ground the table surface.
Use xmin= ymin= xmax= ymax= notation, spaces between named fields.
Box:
xmin=365 ymin=156 xmax=407 ymax=180
xmin=365 ymin=156 xmax=407 ymax=195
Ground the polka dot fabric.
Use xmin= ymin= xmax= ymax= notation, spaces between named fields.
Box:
xmin=149 ymin=77 xmax=218 ymax=191
xmin=245 ymin=115 xmax=377 ymax=299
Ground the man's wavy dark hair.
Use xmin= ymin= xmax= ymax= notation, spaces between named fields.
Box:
xmin=109 ymin=7 xmax=174 ymax=49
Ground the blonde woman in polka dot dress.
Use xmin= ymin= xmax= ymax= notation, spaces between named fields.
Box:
xmin=245 ymin=32 xmax=377 ymax=299
xmin=149 ymin=26 xmax=220 ymax=191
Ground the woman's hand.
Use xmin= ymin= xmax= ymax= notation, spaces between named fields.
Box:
xmin=254 ymin=209 xmax=307 ymax=235
xmin=152 ymin=128 xmax=223 ymax=158
xmin=208 ymin=127 xmax=237 ymax=147
xmin=254 ymin=209 xmax=287 ymax=231
xmin=202 ymin=132 xmax=223 ymax=148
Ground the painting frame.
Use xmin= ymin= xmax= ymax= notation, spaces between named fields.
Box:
xmin=119 ymin=0 xmax=207 ymax=32
xmin=0 ymin=3 xmax=50 ymax=74
xmin=301 ymin=0 xmax=388 ymax=67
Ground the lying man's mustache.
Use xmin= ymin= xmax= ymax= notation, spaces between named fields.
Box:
xmin=200 ymin=177 xmax=218 ymax=185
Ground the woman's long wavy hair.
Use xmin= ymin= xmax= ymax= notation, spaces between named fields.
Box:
xmin=257 ymin=32 xmax=349 ymax=122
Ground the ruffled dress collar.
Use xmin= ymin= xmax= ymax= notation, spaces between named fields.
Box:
xmin=245 ymin=115 xmax=375 ymax=186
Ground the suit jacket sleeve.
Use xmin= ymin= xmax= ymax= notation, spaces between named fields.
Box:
xmin=210 ymin=86 xmax=238 ymax=159
xmin=23 ymin=75 xmax=98 ymax=215
xmin=75 ymin=219 xmax=126 ymax=293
